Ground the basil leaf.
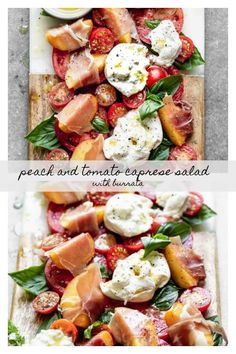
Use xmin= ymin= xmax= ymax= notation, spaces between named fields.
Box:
xmin=25 ymin=114 xmax=61 ymax=151
xmin=157 ymin=221 xmax=191 ymax=243
xmin=152 ymin=280 xmax=180 ymax=310
xmin=142 ymin=234 xmax=170 ymax=258
xmin=37 ymin=311 xmax=62 ymax=333
xmin=145 ymin=19 xmax=161 ymax=29
xmin=150 ymin=75 xmax=182 ymax=96
xmin=40 ymin=9 xmax=53 ymax=17
xmin=174 ymin=46 xmax=205 ymax=71
xmin=91 ymin=117 xmax=109 ymax=133
xmin=99 ymin=264 xmax=110 ymax=279
xmin=8 ymin=264 xmax=49 ymax=296
xmin=99 ymin=310 xmax=114 ymax=324
xmin=8 ymin=320 xmax=25 ymax=346
xmin=84 ymin=310 xmax=114 ymax=339
xmin=149 ymin=136 xmax=173 ymax=160
xmin=139 ymin=99 xmax=164 ymax=120
xmin=206 ymin=315 xmax=223 ymax=346
xmin=182 ymin=204 xmax=217 ymax=226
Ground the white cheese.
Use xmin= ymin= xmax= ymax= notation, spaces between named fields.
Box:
xmin=103 ymin=109 xmax=163 ymax=161
xmin=104 ymin=193 xmax=155 ymax=237
xmin=100 ymin=249 xmax=170 ymax=303
xmin=29 ymin=329 xmax=74 ymax=346
xmin=156 ymin=192 xmax=189 ymax=219
xmin=148 ymin=20 xmax=182 ymax=68
xmin=104 ymin=43 xmax=149 ymax=96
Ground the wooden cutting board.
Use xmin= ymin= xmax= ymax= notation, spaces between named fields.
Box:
xmin=28 ymin=75 xmax=204 ymax=160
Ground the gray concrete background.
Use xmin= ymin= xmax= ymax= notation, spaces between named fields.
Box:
xmin=8 ymin=8 xmax=228 ymax=160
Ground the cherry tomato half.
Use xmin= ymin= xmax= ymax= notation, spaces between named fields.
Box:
xmin=107 ymin=103 xmax=128 ymax=127
xmin=184 ymin=192 xmax=204 ymax=217
xmin=179 ymin=287 xmax=211 ymax=312
xmin=95 ymin=233 xmax=117 ymax=254
xmin=48 ymin=82 xmax=74 ymax=112
xmin=50 ymin=319 xmax=78 ymax=343
xmin=146 ymin=66 xmax=168 ymax=89
xmin=47 ymin=202 xmax=67 ymax=234
xmin=52 ymin=48 xmax=70 ymax=80
xmin=107 ymin=244 xmax=129 ymax=272
xmin=32 ymin=291 xmax=60 ymax=315
xmin=95 ymin=84 xmax=117 ymax=107
xmin=177 ymin=35 xmax=195 ymax=63
xmin=123 ymin=236 xmax=144 ymax=252
xmin=41 ymin=233 xmax=69 ymax=252
xmin=90 ymin=27 xmax=115 ymax=54
xmin=45 ymin=259 xmax=74 ymax=296
xmin=168 ymin=144 xmax=198 ymax=161
xmin=122 ymin=90 xmax=146 ymax=109
xmin=46 ymin=148 xmax=70 ymax=161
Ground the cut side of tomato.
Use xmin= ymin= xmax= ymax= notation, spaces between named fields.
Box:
xmin=123 ymin=236 xmax=144 ymax=252
xmin=107 ymin=103 xmax=128 ymax=128
xmin=47 ymin=202 xmax=67 ymax=234
xmin=130 ymin=9 xmax=152 ymax=44
xmin=95 ymin=83 xmax=117 ymax=107
xmin=168 ymin=144 xmax=198 ymax=161
xmin=48 ymin=82 xmax=74 ymax=112
xmin=52 ymin=48 xmax=70 ymax=80
xmin=88 ymin=192 xmax=117 ymax=206
xmin=107 ymin=244 xmax=129 ymax=272
xmin=46 ymin=148 xmax=70 ymax=161
xmin=177 ymin=35 xmax=195 ymax=63
xmin=45 ymin=259 xmax=74 ymax=297
xmin=184 ymin=192 xmax=204 ymax=217
xmin=179 ymin=287 xmax=211 ymax=312
xmin=146 ymin=66 xmax=168 ymax=89
xmin=41 ymin=233 xmax=69 ymax=252
xmin=95 ymin=233 xmax=117 ymax=254
xmin=32 ymin=291 xmax=60 ymax=315
xmin=166 ymin=65 xmax=184 ymax=102
xmin=50 ymin=319 xmax=78 ymax=343
xmin=122 ymin=90 xmax=146 ymax=109
xmin=54 ymin=119 xmax=81 ymax=152
xmin=92 ymin=9 xmax=105 ymax=27
xmin=152 ymin=8 xmax=184 ymax=33
xmin=90 ymin=27 xmax=115 ymax=54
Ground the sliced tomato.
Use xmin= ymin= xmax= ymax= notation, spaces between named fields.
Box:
xmin=54 ymin=119 xmax=81 ymax=152
xmin=50 ymin=319 xmax=78 ymax=343
xmin=151 ymin=216 xmax=174 ymax=234
xmin=52 ymin=48 xmax=70 ymax=80
xmin=90 ymin=27 xmax=115 ymax=54
xmin=177 ymin=35 xmax=195 ymax=63
xmin=122 ymin=90 xmax=146 ymax=109
xmin=146 ymin=66 xmax=168 ymax=89
xmin=130 ymin=9 xmax=152 ymax=44
xmin=47 ymin=202 xmax=67 ymax=234
xmin=45 ymin=259 xmax=73 ymax=296
xmin=107 ymin=244 xmax=129 ymax=272
xmin=96 ymin=105 xmax=108 ymax=122
xmin=41 ymin=233 xmax=69 ymax=252
xmin=48 ymin=82 xmax=74 ymax=112
xmin=152 ymin=8 xmax=184 ymax=33
xmin=92 ymin=9 xmax=105 ymax=26
xmin=168 ymin=144 xmax=198 ymax=160
xmin=179 ymin=287 xmax=211 ymax=312
xmin=88 ymin=192 xmax=117 ymax=206
xmin=46 ymin=148 xmax=70 ymax=161
xmin=32 ymin=291 xmax=60 ymax=315
xmin=142 ymin=308 xmax=169 ymax=340
xmin=95 ymin=233 xmax=117 ymax=254
xmin=184 ymin=192 xmax=204 ymax=217
xmin=95 ymin=83 xmax=117 ymax=107
xmin=123 ymin=236 xmax=144 ymax=252
xmin=166 ymin=65 xmax=184 ymax=102
xmin=107 ymin=103 xmax=128 ymax=127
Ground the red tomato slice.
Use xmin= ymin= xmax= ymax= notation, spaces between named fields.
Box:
xmin=54 ymin=119 xmax=81 ymax=152
xmin=177 ymin=35 xmax=195 ymax=63
xmin=48 ymin=82 xmax=74 ymax=112
xmin=152 ymin=8 xmax=184 ymax=33
xmin=96 ymin=105 xmax=108 ymax=122
xmin=47 ymin=202 xmax=67 ymax=234
xmin=166 ymin=65 xmax=180 ymax=76
xmin=122 ymin=90 xmax=146 ymax=109
xmin=45 ymin=259 xmax=74 ymax=296
xmin=95 ymin=233 xmax=117 ymax=254
xmin=32 ymin=291 xmax=60 ymax=315
xmin=90 ymin=27 xmax=115 ymax=54
xmin=50 ymin=319 xmax=78 ymax=343
xmin=95 ymin=84 xmax=117 ymax=107
xmin=184 ymin=192 xmax=204 ymax=217
xmin=166 ymin=65 xmax=184 ymax=102
xmin=151 ymin=216 xmax=174 ymax=234
xmin=179 ymin=287 xmax=211 ymax=312
xmin=130 ymin=9 xmax=152 ymax=44
xmin=123 ymin=236 xmax=144 ymax=252
xmin=146 ymin=66 xmax=168 ymax=89
xmin=142 ymin=308 xmax=169 ymax=340
xmin=168 ymin=144 xmax=198 ymax=160
xmin=46 ymin=148 xmax=70 ymax=161
xmin=107 ymin=244 xmax=129 ymax=272
xmin=107 ymin=103 xmax=128 ymax=128
xmin=41 ymin=233 xmax=69 ymax=252
xmin=88 ymin=192 xmax=117 ymax=206
xmin=92 ymin=9 xmax=105 ymax=26
xmin=52 ymin=48 xmax=70 ymax=80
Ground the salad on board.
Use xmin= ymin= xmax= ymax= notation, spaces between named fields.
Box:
xmin=9 ymin=191 xmax=228 ymax=346
xmin=26 ymin=8 xmax=204 ymax=161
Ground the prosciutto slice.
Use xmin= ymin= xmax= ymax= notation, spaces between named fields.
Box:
xmin=46 ymin=232 xmax=94 ymax=276
xmin=110 ymin=307 xmax=158 ymax=346
xmin=60 ymin=201 xmax=99 ymax=236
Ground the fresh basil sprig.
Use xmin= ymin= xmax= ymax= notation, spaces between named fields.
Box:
xmin=84 ymin=311 xmax=114 ymax=339
xmin=8 ymin=320 xmax=25 ymax=346
xmin=152 ymin=280 xmax=180 ymax=310
xmin=145 ymin=19 xmax=161 ymax=29
xmin=142 ymin=234 xmax=171 ymax=258
xmin=206 ymin=316 xmax=223 ymax=346
xmin=150 ymin=75 xmax=182 ymax=96
xmin=91 ymin=117 xmax=109 ymax=133
xmin=182 ymin=204 xmax=217 ymax=226
xmin=157 ymin=221 xmax=191 ymax=243
xmin=175 ymin=46 xmax=205 ymax=71
xmin=149 ymin=136 xmax=173 ymax=160
xmin=139 ymin=98 xmax=164 ymax=120
xmin=25 ymin=114 xmax=61 ymax=151
xmin=37 ymin=311 xmax=62 ymax=333
xmin=8 ymin=263 xmax=48 ymax=296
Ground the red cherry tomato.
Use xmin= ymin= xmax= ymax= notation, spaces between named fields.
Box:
xmin=123 ymin=236 xmax=144 ymax=252
xmin=107 ymin=244 xmax=129 ymax=272
xmin=92 ymin=9 xmax=105 ymax=26
xmin=146 ymin=66 xmax=168 ymax=89
xmin=46 ymin=148 xmax=70 ymax=161
xmin=107 ymin=103 xmax=128 ymax=127
xmin=88 ymin=192 xmax=117 ymax=206
xmin=122 ymin=90 xmax=146 ymax=109
xmin=54 ymin=119 xmax=81 ymax=152
xmin=48 ymin=82 xmax=74 ymax=112
xmin=168 ymin=144 xmax=198 ymax=161
xmin=151 ymin=216 xmax=174 ymax=234
xmin=47 ymin=202 xmax=67 ymax=234
xmin=41 ymin=233 xmax=69 ymax=252
xmin=45 ymin=259 xmax=73 ymax=296
xmin=32 ymin=291 xmax=60 ymax=315
xmin=184 ymin=192 xmax=204 ymax=217
xmin=179 ymin=287 xmax=211 ymax=312
xmin=95 ymin=84 xmax=117 ymax=107
xmin=95 ymin=233 xmax=117 ymax=255
xmin=90 ymin=27 xmax=115 ymax=54
xmin=50 ymin=319 xmax=78 ymax=343
xmin=52 ymin=48 xmax=70 ymax=80
xmin=177 ymin=35 xmax=195 ymax=63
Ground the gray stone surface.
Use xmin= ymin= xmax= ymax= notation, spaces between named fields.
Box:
xmin=8 ymin=8 xmax=228 ymax=160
